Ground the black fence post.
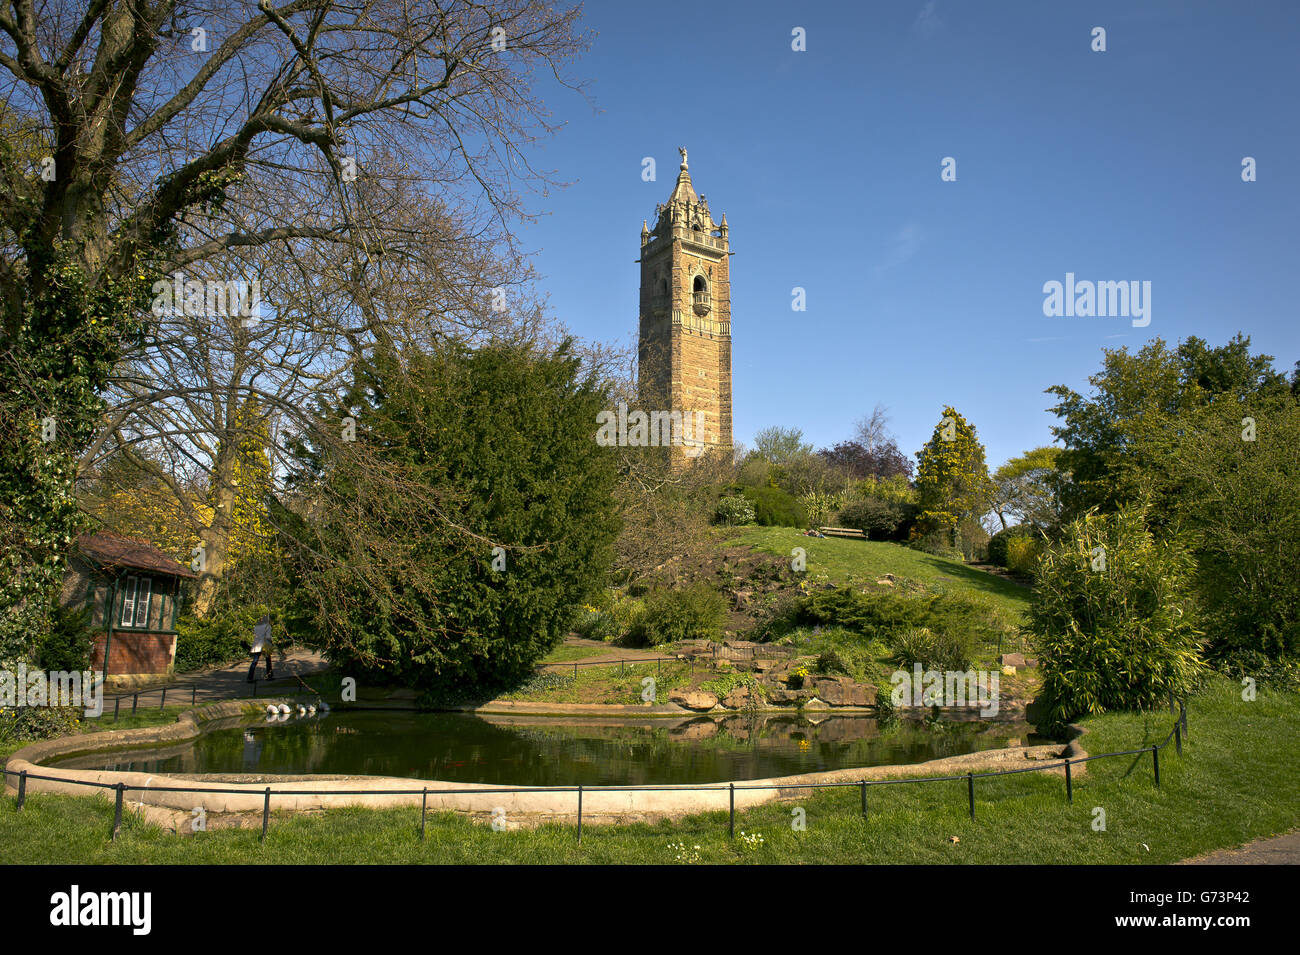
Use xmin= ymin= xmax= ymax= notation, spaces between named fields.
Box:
xmin=130 ymin=693 xmax=138 ymax=716
xmin=112 ymin=783 xmax=124 ymax=840
xmin=16 ymin=770 xmax=26 ymax=810
xmin=1180 ymin=700 xmax=1188 ymax=738
xmin=967 ymin=773 xmax=976 ymax=821
xmin=1152 ymin=745 xmax=1160 ymax=788
xmin=1064 ymin=760 xmax=1073 ymax=803
xmin=260 ymin=787 xmax=271 ymax=842
xmin=729 ymin=783 xmax=735 ymax=838
xmin=860 ymin=780 xmax=867 ymax=819
xmin=577 ymin=785 xmax=583 ymax=845
xmin=574 ymin=662 xmax=578 ymax=680
xmin=160 ymin=687 xmax=166 ymax=710
xmin=420 ymin=788 xmax=427 ymax=841
xmin=1175 ymin=722 xmax=1182 ymax=756
xmin=113 ymin=696 xmax=120 ymax=722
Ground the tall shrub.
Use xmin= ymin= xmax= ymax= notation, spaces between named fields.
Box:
xmin=1029 ymin=505 xmax=1203 ymax=724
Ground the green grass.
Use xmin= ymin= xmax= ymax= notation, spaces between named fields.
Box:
xmin=2 ymin=675 xmax=1295 ymax=864
xmin=500 ymin=661 xmax=693 ymax=704
xmin=726 ymin=525 xmax=1031 ymax=622
xmin=539 ymin=645 xmax=618 ymax=663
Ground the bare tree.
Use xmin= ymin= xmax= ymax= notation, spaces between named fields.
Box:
xmin=0 ymin=0 xmax=589 ymax=648
xmin=853 ymin=402 xmax=892 ymax=452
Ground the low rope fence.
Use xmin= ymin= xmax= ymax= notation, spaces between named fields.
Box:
xmin=89 ymin=674 xmax=321 ymax=722
xmin=4 ymin=700 xmax=1190 ymax=844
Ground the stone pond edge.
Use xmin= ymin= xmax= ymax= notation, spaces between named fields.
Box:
xmin=3 ymin=698 xmax=1086 ymax=831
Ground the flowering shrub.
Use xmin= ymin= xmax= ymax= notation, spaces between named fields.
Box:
xmin=715 ymin=494 xmax=756 ymax=526
xmin=1004 ymin=536 xmax=1041 ymax=576
xmin=572 ymin=604 xmax=619 ymax=642
xmin=0 ymin=705 xmax=80 ymax=745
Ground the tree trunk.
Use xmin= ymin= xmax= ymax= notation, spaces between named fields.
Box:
xmin=191 ymin=446 xmax=238 ymax=618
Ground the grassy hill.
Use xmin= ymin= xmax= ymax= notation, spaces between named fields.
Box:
xmin=724 ymin=526 xmax=1031 ymax=623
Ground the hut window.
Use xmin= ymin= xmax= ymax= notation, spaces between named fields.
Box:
xmin=120 ymin=576 xmax=137 ymax=627
xmin=135 ymin=577 xmax=152 ymax=628
xmin=120 ymin=575 xmax=153 ymax=628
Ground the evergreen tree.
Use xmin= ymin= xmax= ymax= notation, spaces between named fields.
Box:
xmin=283 ymin=338 xmax=620 ymax=693
xmin=913 ymin=406 xmax=994 ymax=546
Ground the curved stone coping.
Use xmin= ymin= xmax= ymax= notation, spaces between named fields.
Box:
xmin=446 ymin=700 xmax=882 ymax=717
xmin=4 ymin=697 xmax=1084 ymax=823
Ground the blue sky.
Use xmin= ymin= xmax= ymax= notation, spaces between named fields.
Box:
xmin=520 ymin=0 xmax=1300 ymax=470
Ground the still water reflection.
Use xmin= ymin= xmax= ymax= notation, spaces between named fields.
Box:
xmin=56 ymin=710 xmax=1043 ymax=785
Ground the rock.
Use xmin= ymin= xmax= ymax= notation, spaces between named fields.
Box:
xmin=766 ymin=688 xmax=803 ymax=705
xmin=669 ymin=689 xmax=719 ymax=711
xmin=1000 ymin=652 xmax=1027 ymax=667
xmin=809 ymin=676 xmax=875 ymax=707
xmin=722 ymin=685 xmax=761 ymax=709
xmin=802 ymin=697 xmax=830 ymax=711
xmin=811 ymin=676 xmax=851 ymax=705
xmin=875 ymin=574 xmax=896 ymax=586
xmin=753 ymin=658 xmax=778 ymax=672
xmin=675 ymin=640 xmax=714 ymax=660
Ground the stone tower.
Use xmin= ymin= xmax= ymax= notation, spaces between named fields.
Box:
xmin=637 ymin=147 xmax=733 ymax=461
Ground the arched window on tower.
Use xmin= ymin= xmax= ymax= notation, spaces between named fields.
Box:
xmin=692 ymin=274 xmax=710 ymax=314
xmin=651 ymin=278 xmax=668 ymax=312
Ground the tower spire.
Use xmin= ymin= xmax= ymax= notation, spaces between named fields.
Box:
xmin=637 ymin=147 xmax=733 ymax=464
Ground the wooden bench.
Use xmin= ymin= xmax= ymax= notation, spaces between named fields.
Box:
xmin=818 ymin=526 xmax=865 ymax=539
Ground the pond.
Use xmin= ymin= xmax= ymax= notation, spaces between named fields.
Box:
xmin=55 ymin=710 xmax=1046 ymax=786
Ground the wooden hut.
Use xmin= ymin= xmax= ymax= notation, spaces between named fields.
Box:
xmin=60 ymin=531 xmax=197 ymax=687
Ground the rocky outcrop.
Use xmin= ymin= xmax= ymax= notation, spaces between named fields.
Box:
xmin=669 ymin=688 xmax=719 ymax=711
xmin=722 ymin=684 xmax=763 ymax=709
xmin=808 ymin=676 xmax=875 ymax=707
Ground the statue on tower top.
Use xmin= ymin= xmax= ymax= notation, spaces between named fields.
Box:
xmin=678 ymin=146 xmax=688 ymax=170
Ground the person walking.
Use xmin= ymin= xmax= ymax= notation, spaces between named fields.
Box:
xmin=247 ymin=614 xmax=275 ymax=682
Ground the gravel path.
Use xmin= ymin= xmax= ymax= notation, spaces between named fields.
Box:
xmin=1178 ymin=829 xmax=1300 ymax=865
xmin=100 ymin=648 xmax=332 ymax=710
